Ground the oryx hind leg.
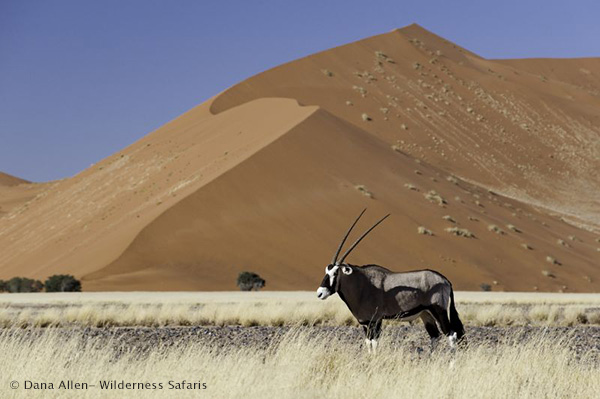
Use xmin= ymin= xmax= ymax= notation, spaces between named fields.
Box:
xmin=431 ymin=306 xmax=458 ymax=348
xmin=420 ymin=311 xmax=441 ymax=349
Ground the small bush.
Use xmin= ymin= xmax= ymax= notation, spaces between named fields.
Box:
xmin=445 ymin=227 xmax=475 ymax=238
xmin=375 ymin=50 xmax=393 ymax=62
xmin=417 ymin=226 xmax=433 ymax=236
xmin=354 ymin=185 xmax=373 ymax=198
xmin=442 ymin=215 xmax=456 ymax=223
xmin=480 ymin=283 xmax=492 ymax=292
xmin=352 ymin=85 xmax=367 ymax=97
xmin=361 ymin=113 xmax=372 ymax=122
xmin=542 ymin=270 xmax=555 ymax=278
xmin=236 ymin=272 xmax=266 ymax=292
xmin=521 ymin=243 xmax=533 ymax=250
xmin=354 ymin=70 xmax=376 ymax=82
xmin=424 ymin=190 xmax=447 ymax=206
xmin=44 ymin=275 xmax=81 ymax=292
xmin=488 ymin=225 xmax=505 ymax=235
xmin=446 ymin=175 xmax=459 ymax=184
xmin=546 ymin=256 xmax=561 ymax=266
xmin=506 ymin=224 xmax=521 ymax=233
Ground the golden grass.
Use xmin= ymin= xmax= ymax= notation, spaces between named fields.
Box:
xmin=0 ymin=327 xmax=598 ymax=399
xmin=0 ymin=292 xmax=599 ymax=328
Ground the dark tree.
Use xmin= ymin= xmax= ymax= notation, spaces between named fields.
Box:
xmin=6 ymin=277 xmax=21 ymax=293
xmin=0 ymin=280 xmax=6 ymax=292
xmin=44 ymin=274 xmax=82 ymax=292
xmin=236 ymin=271 xmax=266 ymax=291
xmin=6 ymin=277 xmax=44 ymax=293
xmin=480 ymin=283 xmax=492 ymax=292
xmin=32 ymin=280 xmax=44 ymax=292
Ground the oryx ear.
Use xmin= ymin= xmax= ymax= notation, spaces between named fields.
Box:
xmin=341 ymin=266 xmax=353 ymax=275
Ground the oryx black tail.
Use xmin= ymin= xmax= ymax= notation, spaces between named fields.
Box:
xmin=449 ymin=289 xmax=465 ymax=341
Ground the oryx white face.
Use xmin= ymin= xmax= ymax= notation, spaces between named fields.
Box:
xmin=317 ymin=264 xmax=352 ymax=300
xmin=317 ymin=265 xmax=338 ymax=300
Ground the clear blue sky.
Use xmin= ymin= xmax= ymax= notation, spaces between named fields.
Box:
xmin=1 ymin=0 xmax=599 ymax=182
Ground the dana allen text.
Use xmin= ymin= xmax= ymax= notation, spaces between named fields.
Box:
xmin=24 ymin=380 xmax=89 ymax=390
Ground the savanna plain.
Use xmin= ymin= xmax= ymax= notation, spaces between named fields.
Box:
xmin=1 ymin=291 xmax=600 ymax=398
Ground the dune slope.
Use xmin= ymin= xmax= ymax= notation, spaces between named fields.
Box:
xmin=211 ymin=24 xmax=600 ymax=227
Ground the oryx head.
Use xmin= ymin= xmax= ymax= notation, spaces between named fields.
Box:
xmin=317 ymin=209 xmax=390 ymax=300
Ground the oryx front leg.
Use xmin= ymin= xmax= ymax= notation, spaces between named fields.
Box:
xmin=371 ymin=338 xmax=378 ymax=353
xmin=364 ymin=338 xmax=379 ymax=354
xmin=362 ymin=320 xmax=382 ymax=355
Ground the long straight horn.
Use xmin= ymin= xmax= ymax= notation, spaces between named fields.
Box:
xmin=332 ymin=209 xmax=367 ymax=265
xmin=338 ymin=214 xmax=390 ymax=264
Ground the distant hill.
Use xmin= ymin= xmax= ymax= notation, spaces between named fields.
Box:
xmin=0 ymin=171 xmax=29 ymax=186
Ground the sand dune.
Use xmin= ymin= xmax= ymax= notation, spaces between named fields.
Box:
xmin=0 ymin=172 xmax=29 ymax=187
xmin=1 ymin=24 xmax=599 ymax=292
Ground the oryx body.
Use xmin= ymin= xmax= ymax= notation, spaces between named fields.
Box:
xmin=317 ymin=210 xmax=465 ymax=352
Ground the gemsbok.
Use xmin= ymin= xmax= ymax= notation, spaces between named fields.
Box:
xmin=317 ymin=209 xmax=465 ymax=352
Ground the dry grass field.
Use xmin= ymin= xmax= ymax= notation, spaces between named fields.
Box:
xmin=1 ymin=326 xmax=599 ymax=399
xmin=1 ymin=291 xmax=600 ymax=398
xmin=1 ymin=291 xmax=599 ymax=328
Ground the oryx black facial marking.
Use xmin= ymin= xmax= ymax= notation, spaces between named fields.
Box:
xmin=317 ymin=209 xmax=465 ymax=353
